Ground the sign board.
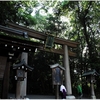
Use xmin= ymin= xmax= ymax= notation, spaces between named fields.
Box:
xmin=45 ymin=34 xmax=55 ymax=48
xmin=0 ymin=56 xmax=7 ymax=79
xmin=52 ymin=67 xmax=63 ymax=85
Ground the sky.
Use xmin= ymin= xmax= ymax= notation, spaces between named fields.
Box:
xmin=31 ymin=4 xmax=70 ymax=23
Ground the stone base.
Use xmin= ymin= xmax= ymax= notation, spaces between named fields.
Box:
xmin=66 ymin=95 xmax=75 ymax=99
xmin=91 ymin=95 xmax=96 ymax=99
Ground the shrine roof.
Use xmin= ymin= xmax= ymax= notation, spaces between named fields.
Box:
xmin=50 ymin=63 xmax=65 ymax=70
xmin=82 ymin=69 xmax=100 ymax=76
xmin=13 ymin=59 xmax=33 ymax=71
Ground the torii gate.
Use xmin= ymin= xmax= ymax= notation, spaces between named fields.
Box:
xmin=0 ymin=22 xmax=78 ymax=98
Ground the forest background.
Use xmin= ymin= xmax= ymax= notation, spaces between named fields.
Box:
xmin=0 ymin=0 xmax=100 ymax=98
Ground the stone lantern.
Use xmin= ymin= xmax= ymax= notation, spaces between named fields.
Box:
xmin=82 ymin=69 xmax=100 ymax=99
xmin=50 ymin=63 xmax=65 ymax=99
xmin=13 ymin=59 xmax=33 ymax=81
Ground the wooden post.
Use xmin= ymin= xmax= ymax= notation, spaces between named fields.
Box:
xmin=55 ymin=85 xmax=59 ymax=99
xmin=2 ymin=61 xmax=11 ymax=99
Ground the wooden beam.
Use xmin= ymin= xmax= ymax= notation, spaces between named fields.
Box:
xmin=38 ymin=48 xmax=76 ymax=57
xmin=0 ymin=34 xmax=76 ymax=56
xmin=7 ymin=22 xmax=79 ymax=47
xmin=0 ymin=23 xmax=78 ymax=56
xmin=0 ymin=34 xmax=43 ymax=50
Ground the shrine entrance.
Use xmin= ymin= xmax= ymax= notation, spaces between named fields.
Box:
xmin=27 ymin=53 xmax=53 ymax=95
xmin=0 ymin=22 xmax=78 ymax=99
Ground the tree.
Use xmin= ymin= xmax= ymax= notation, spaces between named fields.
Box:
xmin=0 ymin=1 xmax=37 ymax=25
xmin=1 ymin=0 xmax=100 ymax=96
xmin=59 ymin=1 xmax=100 ymax=70
xmin=59 ymin=1 xmax=100 ymax=96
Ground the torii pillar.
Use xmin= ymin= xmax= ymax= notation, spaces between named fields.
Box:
xmin=63 ymin=45 xmax=75 ymax=99
xmin=16 ymin=52 xmax=28 ymax=98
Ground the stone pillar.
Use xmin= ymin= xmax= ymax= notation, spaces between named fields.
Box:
xmin=16 ymin=52 xmax=28 ymax=99
xmin=91 ymin=76 xmax=96 ymax=99
xmin=16 ymin=81 xmax=21 ymax=99
xmin=91 ymin=82 xmax=96 ymax=99
xmin=20 ymin=52 xmax=28 ymax=98
xmin=63 ymin=45 xmax=72 ymax=94
xmin=63 ymin=45 xmax=75 ymax=99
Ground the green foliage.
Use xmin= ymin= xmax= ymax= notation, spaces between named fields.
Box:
xmin=0 ymin=1 xmax=37 ymax=26
xmin=1 ymin=0 xmax=100 ymax=96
